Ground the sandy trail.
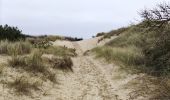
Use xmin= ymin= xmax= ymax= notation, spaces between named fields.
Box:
xmin=50 ymin=37 xmax=137 ymax=100
xmin=0 ymin=37 xmax=148 ymax=100
xmin=45 ymin=40 xmax=118 ymax=100
xmin=70 ymin=42 xmax=117 ymax=100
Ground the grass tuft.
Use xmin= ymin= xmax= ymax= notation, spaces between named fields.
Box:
xmin=8 ymin=76 xmax=42 ymax=95
xmin=42 ymin=46 xmax=76 ymax=57
xmin=8 ymin=51 xmax=57 ymax=82
xmin=0 ymin=40 xmax=32 ymax=55
xmin=50 ymin=56 xmax=73 ymax=72
xmin=93 ymin=46 xmax=144 ymax=70
xmin=9 ymin=56 xmax=26 ymax=67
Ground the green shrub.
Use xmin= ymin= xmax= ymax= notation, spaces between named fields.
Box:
xmin=96 ymin=32 xmax=105 ymax=37
xmin=0 ymin=25 xmax=25 ymax=41
xmin=143 ymin=27 xmax=170 ymax=75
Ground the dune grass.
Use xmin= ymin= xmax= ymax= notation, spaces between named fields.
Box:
xmin=8 ymin=51 xmax=57 ymax=82
xmin=0 ymin=35 xmax=75 ymax=95
xmin=8 ymin=51 xmax=45 ymax=73
xmin=0 ymin=40 xmax=32 ymax=55
xmin=8 ymin=49 xmax=74 ymax=83
xmin=9 ymin=55 xmax=26 ymax=68
xmin=50 ymin=56 xmax=73 ymax=72
xmin=93 ymin=22 xmax=170 ymax=99
xmin=93 ymin=46 xmax=144 ymax=70
xmin=94 ymin=22 xmax=170 ymax=76
xmin=42 ymin=46 xmax=76 ymax=57
xmin=8 ymin=76 xmax=42 ymax=95
xmin=0 ymin=65 xmax=4 ymax=75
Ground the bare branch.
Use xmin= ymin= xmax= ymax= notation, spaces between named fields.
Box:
xmin=140 ymin=2 xmax=170 ymax=28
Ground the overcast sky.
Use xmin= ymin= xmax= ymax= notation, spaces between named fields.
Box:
xmin=0 ymin=0 xmax=168 ymax=38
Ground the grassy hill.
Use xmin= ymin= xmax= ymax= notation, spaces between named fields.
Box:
xmin=94 ymin=21 xmax=170 ymax=76
xmin=93 ymin=3 xmax=170 ymax=76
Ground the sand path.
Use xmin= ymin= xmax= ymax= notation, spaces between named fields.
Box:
xmin=48 ymin=37 xmax=138 ymax=100
xmin=0 ymin=37 xmax=147 ymax=100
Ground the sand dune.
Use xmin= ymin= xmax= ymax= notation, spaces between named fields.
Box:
xmin=0 ymin=36 xmax=154 ymax=100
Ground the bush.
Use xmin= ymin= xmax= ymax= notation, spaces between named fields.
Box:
xmin=96 ymin=32 xmax=105 ymax=37
xmin=140 ymin=3 xmax=170 ymax=29
xmin=0 ymin=25 xmax=25 ymax=41
xmin=32 ymin=39 xmax=52 ymax=49
xmin=143 ymin=27 xmax=170 ymax=75
xmin=139 ymin=2 xmax=170 ymax=74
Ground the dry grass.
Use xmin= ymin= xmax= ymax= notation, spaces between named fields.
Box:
xmin=26 ymin=51 xmax=47 ymax=73
xmin=42 ymin=46 xmax=76 ymax=57
xmin=0 ymin=64 xmax=4 ymax=75
xmin=124 ymin=75 xmax=170 ymax=100
xmin=8 ymin=56 xmax=26 ymax=67
xmin=8 ymin=51 xmax=46 ymax=73
xmin=49 ymin=56 xmax=73 ymax=72
xmin=0 ymin=36 xmax=75 ymax=96
xmin=93 ymin=46 xmax=144 ymax=70
xmin=8 ymin=51 xmax=57 ymax=82
xmin=8 ymin=76 xmax=42 ymax=95
xmin=94 ymin=23 xmax=170 ymax=99
xmin=0 ymin=40 xmax=32 ymax=55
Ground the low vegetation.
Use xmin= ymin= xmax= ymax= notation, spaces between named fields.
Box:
xmin=94 ymin=23 xmax=170 ymax=75
xmin=94 ymin=3 xmax=170 ymax=76
xmin=93 ymin=46 xmax=144 ymax=70
xmin=50 ymin=56 xmax=73 ymax=72
xmin=8 ymin=76 xmax=42 ymax=95
xmin=42 ymin=46 xmax=76 ymax=57
xmin=96 ymin=32 xmax=105 ymax=37
xmin=0 ymin=25 xmax=76 ymax=95
xmin=0 ymin=40 xmax=32 ymax=55
xmin=8 ymin=51 xmax=57 ymax=82
xmin=0 ymin=65 xmax=4 ymax=75
xmin=93 ymin=3 xmax=170 ymax=99
xmin=97 ymin=27 xmax=129 ymax=43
